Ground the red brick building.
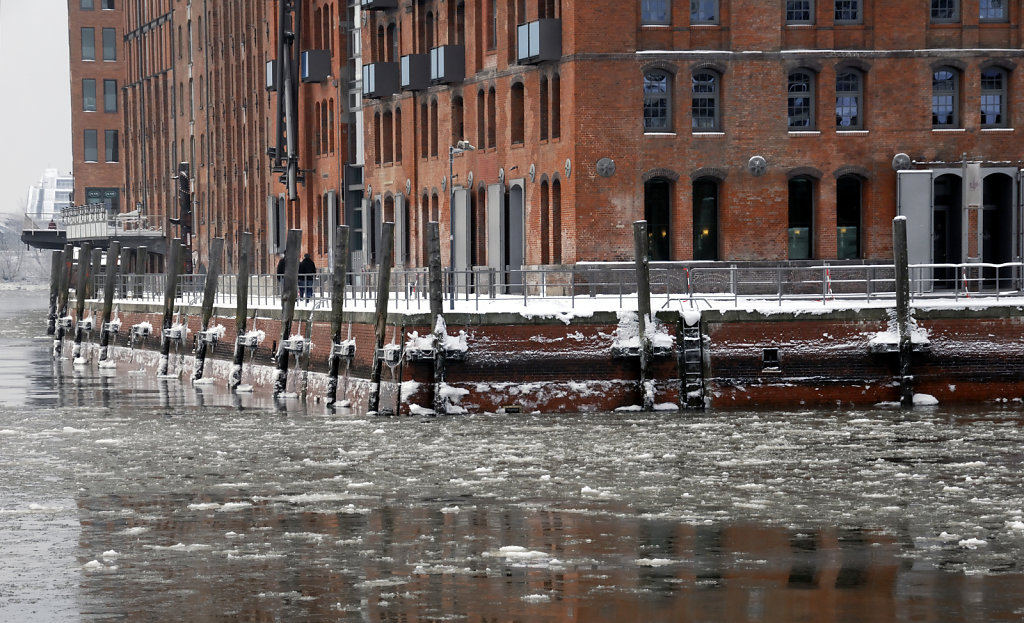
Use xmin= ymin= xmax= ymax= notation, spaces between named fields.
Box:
xmin=360 ymin=0 xmax=1024 ymax=279
xmin=67 ymin=0 xmax=125 ymax=214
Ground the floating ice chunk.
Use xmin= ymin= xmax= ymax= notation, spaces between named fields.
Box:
xmin=636 ymin=558 xmax=675 ymax=567
xmin=82 ymin=560 xmax=104 ymax=571
xmin=441 ymin=506 xmax=461 ymax=514
xmin=913 ymin=393 xmax=939 ymax=406
xmin=217 ymin=502 xmax=253 ymax=512
xmin=101 ymin=550 xmax=119 ymax=560
xmin=235 ymin=384 xmax=254 ymax=393
xmin=959 ymin=537 xmax=988 ymax=549
xmin=188 ymin=503 xmax=222 ymax=511
xmin=522 ymin=594 xmax=552 ymax=603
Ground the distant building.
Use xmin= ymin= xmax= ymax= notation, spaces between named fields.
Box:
xmin=26 ymin=169 xmax=74 ymax=222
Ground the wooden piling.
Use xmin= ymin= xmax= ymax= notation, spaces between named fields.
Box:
xmin=158 ymin=239 xmax=183 ymax=376
xmin=134 ymin=246 xmax=147 ymax=298
xmin=192 ymin=237 xmax=224 ymax=381
xmin=633 ymin=221 xmax=654 ymax=411
xmin=72 ymin=242 xmax=93 ymax=360
xmin=118 ymin=246 xmax=131 ymax=298
xmin=53 ymin=244 xmax=73 ymax=357
xmin=99 ymin=241 xmax=121 ymax=362
xmin=326 ymin=225 xmax=351 ymax=406
xmin=893 ymin=216 xmax=914 ymax=407
xmin=368 ymin=222 xmax=395 ymax=414
xmin=273 ymin=229 xmax=302 ymax=396
xmin=90 ymin=247 xmax=103 ymax=300
xmin=229 ymin=232 xmax=253 ymax=389
xmin=47 ymin=250 xmax=62 ymax=335
xmin=428 ymin=222 xmax=446 ymax=415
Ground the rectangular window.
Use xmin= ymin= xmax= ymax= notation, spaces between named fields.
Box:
xmin=691 ymin=0 xmax=717 ymax=24
xmin=642 ymin=0 xmax=671 ymax=25
xmin=81 ymin=28 xmax=95 ymax=61
xmin=82 ymin=79 xmax=96 ymax=112
xmin=80 ymin=0 xmax=94 ymax=9
xmin=834 ymin=0 xmax=861 ymax=23
xmin=102 ymin=28 xmax=116 ymax=61
xmin=84 ymin=130 xmax=98 ymax=162
xmin=103 ymin=79 xmax=117 ymax=112
xmin=979 ymin=0 xmax=1006 ymax=22
xmin=786 ymin=0 xmax=813 ymax=23
xmin=105 ymin=130 xmax=119 ymax=162
xmin=931 ymin=0 xmax=959 ymax=22
xmin=101 ymin=0 xmax=114 ymax=8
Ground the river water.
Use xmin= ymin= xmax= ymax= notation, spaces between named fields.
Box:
xmin=3 ymin=290 xmax=1024 ymax=621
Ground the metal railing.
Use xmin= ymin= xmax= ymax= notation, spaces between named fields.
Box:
xmin=88 ymin=260 xmax=1024 ymax=312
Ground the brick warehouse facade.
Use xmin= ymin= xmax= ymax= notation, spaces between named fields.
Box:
xmin=360 ymin=0 xmax=1024 ymax=275
xmin=68 ymin=0 xmax=359 ymax=274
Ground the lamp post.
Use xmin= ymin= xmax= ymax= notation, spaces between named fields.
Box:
xmin=448 ymin=140 xmax=475 ymax=309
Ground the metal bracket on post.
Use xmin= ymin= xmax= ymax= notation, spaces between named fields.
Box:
xmin=131 ymin=324 xmax=151 ymax=338
xmin=197 ymin=329 xmax=220 ymax=346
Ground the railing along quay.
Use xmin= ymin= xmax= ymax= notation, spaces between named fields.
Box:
xmin=89 ymin=260 xmax=1024 ymax=312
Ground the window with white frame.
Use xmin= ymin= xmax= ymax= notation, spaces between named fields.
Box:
xmin=981 ymin=67 xmax=1007 ymax=127
xmin=788 ymin=70 xmax=815 ymax=129
xmin=691 ymin=0 xmax=717 ymax=24
xmin=932 ymin=67 xmax=959 ymax=127
xmin=642 ymin=0 xmax=670 ymax=25
xmin=691 ymin=70 xmax=719 ymax=131
xmin=644 ymin=70 xmax=672 ymax=131
xmin=835 ymin=69 xmax=862 ymax=129
xmin=786 ymin=0 xmax=813 ymax=24
xmin=979 ymin=0 xmax=1007 ymax=22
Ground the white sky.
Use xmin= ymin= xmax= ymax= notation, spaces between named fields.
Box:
xmin=0 ymin=0 xmax=72 ymax=214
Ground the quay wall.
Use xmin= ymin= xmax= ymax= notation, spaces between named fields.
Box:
xmin=76 ymin=300 xmax=1024 ymax=412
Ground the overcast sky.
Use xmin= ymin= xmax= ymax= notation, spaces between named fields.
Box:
xmin=0 ymin=0 xmax=72 ymax=214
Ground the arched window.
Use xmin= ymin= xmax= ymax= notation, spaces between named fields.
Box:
xmin=314 ymin=101 xmax=322 ymax=155
xmin=981 ymin=67 xmax=1007 ymax=128
xmin=932 ymin=66 xmax=959 ymax=128
xmin=487 ymin=87 xmax=496 ymax=148
xmin=452 ymin=96 xmax=464 ymax=146
xmin=540 ymin=180 xmax=550 ymax=264
xmin=387 ymin=23 xmax=397 ymax=62
xmin=551 ymin=179 xmax=562 ymax=263
xmin=477 ymin=89 xmax=486 ymax=148
xmin=454 ymin=1 xmax=466 ymax=45
xmin=425 ymin=11 xmax=435 ymax=50
xmin=511 ymin=82 xmax=525 ymax=144
xmin=644 ymin=178 xmax=672 ymax=261
xmin=835 ymin=69 xmax=863 ymax=129
xmin=836 ymin=175 xmax=862 ymax=259
xmin=788 ymin=176 xmax=815 ymax=259
xmin=693 ymin=178 xmax=718 ymax=260
xmin=644 ymin=70 xmax=672 ymax=132
xmin=430 ymin=98 xmax=439 ymax=157
xmin=787 ymin=70 xmax=814 ymax=129
xmin=373 ymin=111 xmax=382 ymax=165
xmin=376 ymin=25 xmax=386 ymax=62
xmin=539 ymin=76 xmax=549 ymax=141
xmin=328 ymin=99 xmax=336 ymax=153
xmin=383 ymin=110 xmax=393 ymax=163
xmin=394 ymin=107 xmax=402 ymax=162
xmin=552 ymin=74 xmax=561 ymax=138
xmin=691 ymin=70 xmax=720 ymax=131
xmin=420 ymin=101 xmax=429 ymax=158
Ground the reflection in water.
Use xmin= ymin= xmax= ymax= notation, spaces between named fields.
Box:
xmin=3 ymin=291 xmax=1024 ymax=621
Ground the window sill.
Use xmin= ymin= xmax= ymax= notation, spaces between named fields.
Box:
xmin=981 ymin=127 xmax=1014 ymax=132
xmin=692 ymin=131 xmax=724 ymax=137
xmin=932 ymin=128 xmax=966 ymax=133
xmin=689 ymin=23 xmax=720 ymax=28
xmin=641 ymin=24 xmax=671 ymax=28
xmin=644 ymin=131 xmax=677 ymax=137
xmin=836 ymin=130 xmax=868 ymax=135
xmin=788 ymin=130 xmax=821 ymax=136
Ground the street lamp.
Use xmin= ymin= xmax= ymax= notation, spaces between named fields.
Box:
xmin=448 ymin=140 xmax=475 ymax=309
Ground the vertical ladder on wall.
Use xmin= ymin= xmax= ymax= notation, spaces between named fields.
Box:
xmin=680 ymin=322 xmax=704 ymax=409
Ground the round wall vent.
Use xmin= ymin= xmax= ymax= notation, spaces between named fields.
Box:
xmin=748 ymin=155 xmax=767 ymax=177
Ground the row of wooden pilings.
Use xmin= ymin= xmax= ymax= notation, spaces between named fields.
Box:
xmin=47 ymin=222 xmax=457 ymax=413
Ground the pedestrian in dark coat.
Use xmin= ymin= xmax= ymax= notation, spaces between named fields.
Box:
xmin=298 ymin=253 xmax=316 ymax=301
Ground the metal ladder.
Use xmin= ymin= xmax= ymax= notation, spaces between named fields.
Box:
xmin=680 ymin=321 xmax=704 ymax=409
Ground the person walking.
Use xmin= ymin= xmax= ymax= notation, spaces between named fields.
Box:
xmin=298 ymin=252 xmax=316 ymax=302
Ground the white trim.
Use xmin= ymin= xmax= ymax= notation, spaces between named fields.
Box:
xmin=932 ymin=128 xmax=966 ymax=133
xmin=981 ymin=127 xmax=1015 ymax=133
xmin=836 ymin=130 xmax=869 ymax=135
xmin=643 ymin=132 xmax=678 ymax=137
xmin=788 ymin=131 xmax=821 ymax=136
xmin=692 ymin=132 xmax=725 ymax=137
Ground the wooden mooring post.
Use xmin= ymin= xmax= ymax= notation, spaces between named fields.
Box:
xmin=273 ymin=229 xmax=302 ymax=396
xmin=47 ymin=250 xmax=62 ymax=335
xmin=98 ymin=241 xmax=121 ymax=362
xmin=893 ymin=216 xmax=914 ymax=407
xmin=326 ymin=225 xmax=351 ymax=406
xmin=192 ymin=237 xmax=224 ymax=381
xmin=428 ymin=222 xmax=446 ymax=415
xmin=72 ymin=242 xmax=93 ymax=360
xmin=158 ymin=239 xmax=183 ymax=376
xmin=368 ymin=222 xmax=395 ymax=414
xmin=633 ymin=221 xmax=654 ymax=411
xmin=229 ymin=232 xmax=253 ymax=390
xmin=53 ymin=244 xmax=73 ymax=357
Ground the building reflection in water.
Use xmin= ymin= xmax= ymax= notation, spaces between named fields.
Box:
xmin=75 ymin=493 xmax=1024 ymax=622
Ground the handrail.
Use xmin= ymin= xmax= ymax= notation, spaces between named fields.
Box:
xmin=87 ymin=260 xmax=1024 ymax=311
